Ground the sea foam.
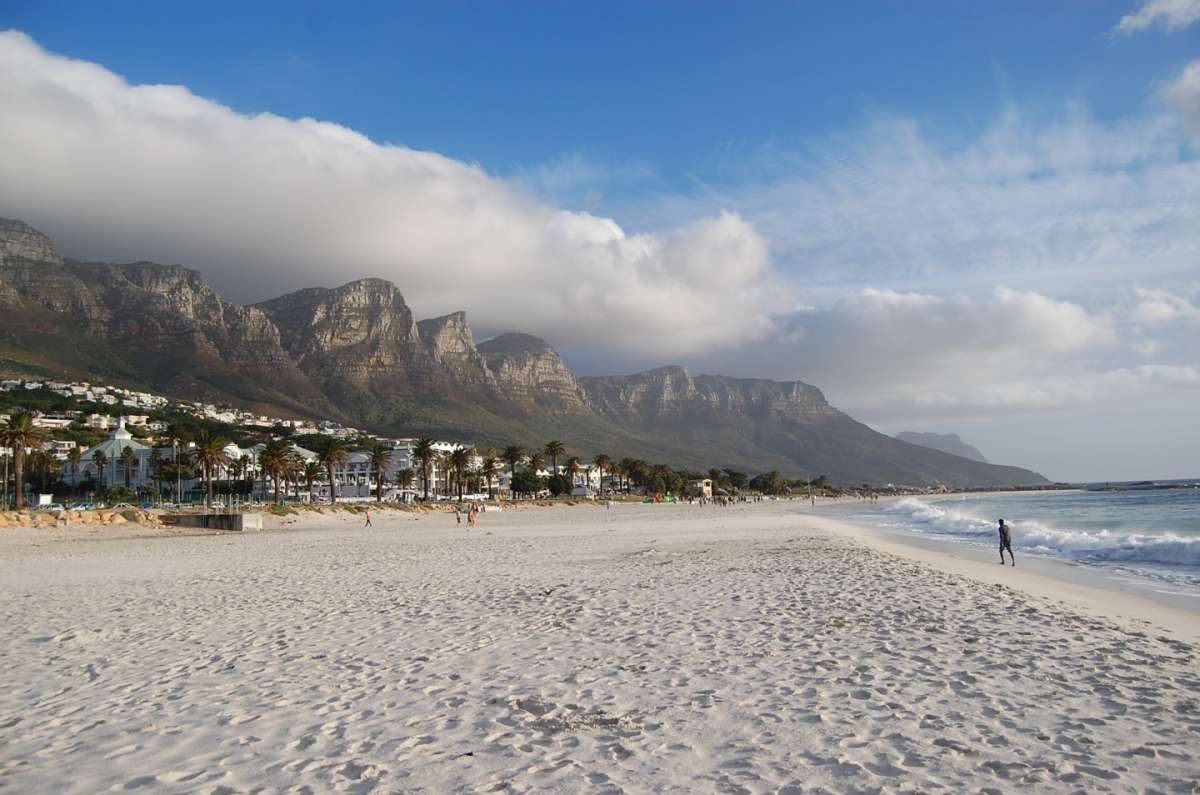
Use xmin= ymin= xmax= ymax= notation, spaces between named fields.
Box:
xmin=889 ymin=497 xmax=1200 ymax=568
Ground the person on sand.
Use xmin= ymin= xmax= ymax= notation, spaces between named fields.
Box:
xmin=455 ymin=506 xmax=462 ymax=525
xmin=467 ymin=504 xmax=477 ymax=528
xmin=363 ymin=510 xmax=372 ymax=528
xmin=998 ymin=519 xmax=1015 ymax=566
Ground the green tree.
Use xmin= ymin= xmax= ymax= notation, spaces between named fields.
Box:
xmin=121 ymin=445 xmax=136 ymax=488
xmin=395 ymin=466 xmax=415 ymax=492
xmin=258 ymin=440 xmax=291 ymax=505
xmin=413 ymin=438 xmax=438 ymax=501
xmin=510 ymin=468 xmax=541 ymax=496
xmin=303 ymin=460 xmax=322 ymax=503
xmin=369 ymin=443 xmax=392 ymax=502
xmin=193 ymin=430 xmax=230 ymax=506
xmin=148 ymin=448 xmax=162 ymax=500
xmin=448 ymin=447 xmax=472 ymax=502
xmin=544 ymin=440 xmax=566 ymax=477
xmin=318 ymin=439 xmax=349 ymax=504
xmin=92 ymin=449 xmax=108 ymax=492
xmin=593 ymin=454 xmax=611 ymax=494
xmin=609 ymin=459 xmax=625 ymax=493
xmin=0 ymin=412 xmax=46 ymax=509
xmin=724 ymin=469 xmax=748 ymax=492
xmin=479 ymin=455 xmax=500 ymax=498
xmin=501 ymin=445 xmax=524 ymax=497
xmin=67 ymin=446 xmax=82 ymax=488
xmin=619 ymin=457 xmax=639 ymax=493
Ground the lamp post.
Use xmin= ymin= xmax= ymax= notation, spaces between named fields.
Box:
xmin=173 ymin=440 xmax=181 ymax=506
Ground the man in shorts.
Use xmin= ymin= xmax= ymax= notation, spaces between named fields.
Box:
xmin=998 ymin=519 xmax=1014 ymax=566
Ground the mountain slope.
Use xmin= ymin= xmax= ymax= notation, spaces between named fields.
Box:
xmin=896 ymin=432 xmax=990 ymax=464
xmin=0 ymin=217 xmax=1049 ymax=486
xmin=579 ymin=367 xmax=1043 ymax=485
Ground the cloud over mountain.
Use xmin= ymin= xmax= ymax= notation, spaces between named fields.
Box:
xmin=0 ymin=31 xmax=782 ymax=358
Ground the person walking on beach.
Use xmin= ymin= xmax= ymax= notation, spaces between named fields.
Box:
xmin=363 ymin=509 xmax=372 ymax=528
xmin=998 ymin=519 xmax=1015 ymax=566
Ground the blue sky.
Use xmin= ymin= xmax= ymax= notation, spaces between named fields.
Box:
xmin=5 ymin=1 xmax=1196 ymax=192
xmin=1 ymin=2 xmax=1199 ymax=479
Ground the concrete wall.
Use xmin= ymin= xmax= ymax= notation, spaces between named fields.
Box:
xmin=168 ymin=512 xmax=263 ymax=531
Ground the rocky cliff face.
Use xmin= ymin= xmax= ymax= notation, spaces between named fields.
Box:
xmin=581 ymin=367 xmax=834 ymax=424
xmin=478 ymin=333 xmax=588 ymax=412
xmin=256 ymin=279 xmax=425 ymax=378
xmin=0 ymin=219 xmax=61 ymax=266
xmin=417 ymin=312 xmax=497 ymax=389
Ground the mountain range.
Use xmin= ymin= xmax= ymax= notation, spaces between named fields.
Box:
xmin=0 ymin=217 xmax=1048 ymax=486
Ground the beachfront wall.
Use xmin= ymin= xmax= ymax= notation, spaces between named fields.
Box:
xmin=168 ymin=512 xmax=263 ymax=531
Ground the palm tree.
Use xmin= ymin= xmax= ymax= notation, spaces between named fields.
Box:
xmin=448 ymin=447 xmax=472 ymax=502
xmin=619 ymin=457 xmax=639 ymax=494
xmin=287 ymin=453 xmax=305 ymax=502
xmin=527 ymin=452 xmax=545 ymax=477
xmin=0 ymin=412 xmax=46 ymax=509
xmin=67 ymin=446 xmax=82 ymax=489
xmin=42 ymin=454 xmax=61 ymax=494
xmin=193 ymin=430 xmax=230 ymax=506
xmin=479 ymin=455 xmax=500 ymax=498
xmin=395 ymin=467 xmax=415 ymax=493
xmin=413 ymin=438 xmax=437 ymax=502
xmin=544 ymin=440 xmax=565 ymax=476
xmin=92 ymin=449 xmax=108 ymax=493
xmin=148 ymin=448 xmax=162 ymax=501
xmin=368 ymin=443 xmax=391 ymax=502
xmin=608 ymin=459 xmax=624 ymax=493
xmin=624 ymin=458 xmax=649 ymax=493
xmin=437 ymin=450 xmax=455 ymax=499
xmin=501 ymin=445 xmax=524 ymax=498
xmin=121 ymin=445 xmax=136 ymax=488
xmin=319 ymin=440 xmax=349 ymax=504
xmin=303 ymin=460 xmax=322 ymax=503
xmin=565 ymin=456 xmax=581 ymax=489
xmin=593 ymin=454 xmax=611 ymax=495
xmin=258 ymin=440 xmax=290 ymax=505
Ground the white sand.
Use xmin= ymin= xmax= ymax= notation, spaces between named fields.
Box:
xmin=0 ymin=501 xmax=1197 ymax=793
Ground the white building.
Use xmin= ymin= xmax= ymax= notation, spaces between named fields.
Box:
xmin=84 ymin=414 xmax=115 ymax=430
xmin=70 ymin=420 xmax=156 ymax=491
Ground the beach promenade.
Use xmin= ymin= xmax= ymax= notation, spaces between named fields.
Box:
xmin=0 ymin=502 xmax=1196 ymax=792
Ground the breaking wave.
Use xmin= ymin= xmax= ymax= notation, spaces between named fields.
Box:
xmin=889 ymin=498 xmax=1200 ymax=568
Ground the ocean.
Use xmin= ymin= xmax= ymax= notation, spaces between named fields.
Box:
xmin=832 ymin=487 xmax=1200 ymax=595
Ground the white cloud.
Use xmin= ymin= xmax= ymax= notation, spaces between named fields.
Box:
xmin=1114 ymin=0 xmax=1200 ymax=33
xmin=684 ymin=284 xmax=1200 ymax=425
xmin=1164 ymin=59 xmax=1200 ymax=136
xmin=0 ymin=31 xmax=784 ymax=357
xmin=1131 ymin=287 xmax=1200 ymax=324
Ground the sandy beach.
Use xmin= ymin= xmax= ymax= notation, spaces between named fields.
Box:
xmin=1 ymin=501 xmax=1197 ymax=793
